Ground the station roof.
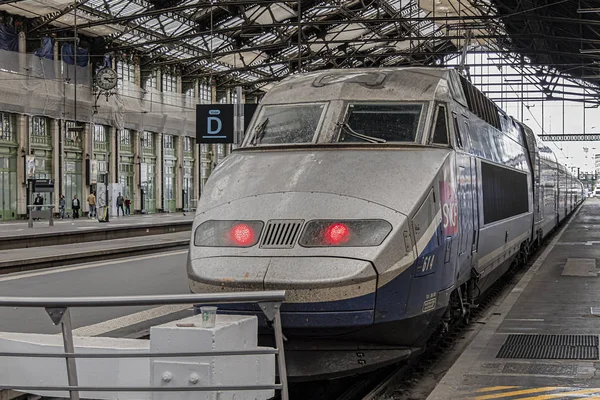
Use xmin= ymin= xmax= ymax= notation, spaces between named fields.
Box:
xmin=0 ymin=0 xmax=596 ymax=97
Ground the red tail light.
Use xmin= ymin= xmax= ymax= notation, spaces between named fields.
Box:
xmin=299 ymin=220 xmax=392 ymax=247
xmin=325 ymin=223 xmax=350 ymax=245
xmin=230 ymin=223 xmax=255 ymax=245
xmin=194 ymin=220 xmax=263 ymax=247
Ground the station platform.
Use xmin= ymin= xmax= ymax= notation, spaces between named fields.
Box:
xmin=0 ymin=231 xmax=190 ymax=273
xmin=428 ymin=199 xmax=600 ymax=400
xmin=0 ymin=213 xmax=194 ymax=250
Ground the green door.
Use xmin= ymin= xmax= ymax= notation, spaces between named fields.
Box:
xmin=0 ymin=154 xmax=17 ymax=220
xmin=64 ymin=157 xmax=82 ymax=216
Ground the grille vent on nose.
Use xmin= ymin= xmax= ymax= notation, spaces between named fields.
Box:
xmin=260 ymin=220 xmax=304 ymax=249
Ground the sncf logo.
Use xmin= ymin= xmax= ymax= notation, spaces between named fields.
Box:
xmin=440 ymin=181 xmax=458 ymax=235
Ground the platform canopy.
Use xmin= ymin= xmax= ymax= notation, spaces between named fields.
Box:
xmin=0 ymin=0 xmax=597 ymax=96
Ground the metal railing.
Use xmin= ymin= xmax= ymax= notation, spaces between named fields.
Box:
xmin=0 ymin=291 xmax=288 ymax=400
xmin=27 ymin=204 xmax=54 ymax=228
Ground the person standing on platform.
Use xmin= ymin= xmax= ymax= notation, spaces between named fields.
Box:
xmin=87 ymin=191 xmax=96 ymax=219
xmin=59 ymin=195 xmax=66 ymax=220
xmin=33 ymin=194 xmax=43 ymax=220
xmin=116 ymin=192 xmax=124 ymax=217
xmin=33 ymin=193 xmax=43 ymax=211
xmin=124 ymin=196 xmax=131 ymax=216
xmin=72 ymin=195 xmax=80 ymax=219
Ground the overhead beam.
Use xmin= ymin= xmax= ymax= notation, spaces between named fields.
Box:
xmin=540 ymin=134 xmax=600 ymax=141
xmin=38 ymin=0 xmax=300 ymax=34
xmin=30 ymin=0 xmax=93 ymax=33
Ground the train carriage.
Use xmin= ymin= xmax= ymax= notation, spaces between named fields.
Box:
xmin=187 ymin=67 xmax=583 ymax=380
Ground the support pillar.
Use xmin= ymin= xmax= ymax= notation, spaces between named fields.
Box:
xmin=200 ymin=144 xmax=212 ymax=193
xmin=133 ymin=130 xmax=141 ymax=213
xmin=176 ymin=76 xmax=183 ymax=97
xmin=175 ymin=136 xmax=183 ymax=211
xmin=134 ymin=63 xmax=141 ymax=87
xmin=82 ymin=124 xmax=90 ymax=215
xmin=16 ymin=115 xmax=27 ymax=217
xmin=109 ymin=127 xmax=117 ymax=184
xmin=155 ymin=132 xmax=162 ymax=212
xmin=52 ymin=119 xmax=60 ymax=208
xmin=193 ymin=140 xmax=200 ymax=203
xmin=18 ymin=32 xmax=26 ymax=77
xmin=53 ymin=41 xmax=60 ymax=82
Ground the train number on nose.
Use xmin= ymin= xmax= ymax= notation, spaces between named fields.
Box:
xmin=416 ymin=254 xmax=436 ymax=276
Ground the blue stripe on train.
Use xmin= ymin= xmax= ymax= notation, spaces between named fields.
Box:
xmin=212 ymin=223 xmax=456 ymax=328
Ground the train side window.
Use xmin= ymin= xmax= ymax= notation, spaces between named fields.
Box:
xmin=452 ymin=115 xmax=463 ymax=148
xmin=432 ymin=105 xmax=449 ymax=145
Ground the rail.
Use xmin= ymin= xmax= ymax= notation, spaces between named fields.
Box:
xmin=0 ymin=291 xmax=288 ymax=400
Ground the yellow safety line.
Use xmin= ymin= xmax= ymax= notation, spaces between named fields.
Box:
xmin=474 ymin=387 xmax=567 ymax=400
xmin=515 ymin=388 xmax=600 ymax=400
xmin=475 ymin=386 xmax=521 ymax=393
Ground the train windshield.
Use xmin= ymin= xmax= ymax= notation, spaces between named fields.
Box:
xmin=338 ymin=103 xmax=423 ymax=143
xmin=247 ymin=103 xmax=326 ymax=145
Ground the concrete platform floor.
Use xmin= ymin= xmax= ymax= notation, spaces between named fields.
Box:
xmin=0 ymin=212 xmax=194 ymax=239
xmin=0 ymin=231 xmax=190 ymax=270
xmin=428 ymin=199 xmax=600 ymax=400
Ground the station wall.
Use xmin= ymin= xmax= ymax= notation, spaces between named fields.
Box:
xmin=0 ymin=111 xmax=201 ymax=219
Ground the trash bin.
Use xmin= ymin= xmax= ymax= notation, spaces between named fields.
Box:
xmin=97 ymin=206 xmax=109 ymax=223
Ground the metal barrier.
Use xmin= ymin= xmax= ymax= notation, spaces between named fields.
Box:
xmin=0 ymin=291 xmax=288 ymax=400
xmin=27 ymin=204 xmax=55 ymax=228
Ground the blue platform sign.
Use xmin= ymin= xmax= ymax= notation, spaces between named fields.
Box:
xmin=197 ymin=104 xmax=234 ymax=144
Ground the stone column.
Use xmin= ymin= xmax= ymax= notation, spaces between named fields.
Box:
xmin=155 ymin=132 xmax=162 ymax=211
xmin=58 ymin=120 xmax=65 ymax=199
xmin=175 ymin=135 xmax=183 ymax=211
xmin=109 ymin=126 xmax=117 ymax=183
xmin=18 ymin=31 xmax=28 ymax=215
xmin=16 ymin=115 xmax=27 ymax=217
xmin=18 ymin=32 xmax=26 ymax=77
xmin=82 ymin=123 xmax=90 ymax=215
xmin=51 ymin=119 xmax=60 ymax=209
xmin=53 ymin=41 xmax=60 ymax=81
xmin=211 ymin=83 xmax=217 ymax=103
xmin=134 ymin=63 xmax=141 ymax=87
xmin=193 ymin=140 xmax=200 ymax=204
xmin=132 ymin=130 xmax=141 ymax=213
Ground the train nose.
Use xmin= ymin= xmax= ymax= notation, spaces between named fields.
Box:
xmin=188 ymin=191 xmax=408 ymax=328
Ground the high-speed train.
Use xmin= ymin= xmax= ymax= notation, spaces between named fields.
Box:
xmin=188 ymin=67 xmax=584 ymax=380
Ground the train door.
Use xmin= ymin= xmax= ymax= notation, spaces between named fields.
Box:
xmin=470 ymin=156 xmax=479 ymax=257
xmin=452 ymin=112 xmax=477 ymax=284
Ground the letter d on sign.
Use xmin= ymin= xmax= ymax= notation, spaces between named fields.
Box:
xmin=207 ymin=117 xmax=222 ymax=135
xmin=197 ymin=104 xmax=234 ymax=143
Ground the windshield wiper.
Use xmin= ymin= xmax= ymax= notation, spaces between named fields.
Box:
xmin=339 ymin=123 xmax=386 ymax=144
xmin=250 ymin=118 xmax=269 ymax=146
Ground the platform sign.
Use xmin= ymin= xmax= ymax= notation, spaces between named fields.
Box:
xmin=197 ymin=105 xmax=234 ymax=144
xmin=31 ymin=179 xmax=54 ymax=193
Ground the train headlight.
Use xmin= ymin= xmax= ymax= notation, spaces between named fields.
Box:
xmin=299 ymin=220 xmax=392 ymax=247
xmin=194 ymin=220 xmax=263 ymax=247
